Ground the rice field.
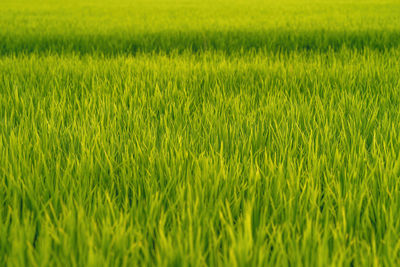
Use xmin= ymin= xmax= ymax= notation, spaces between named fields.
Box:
xmin=1 ymin=0 xmax=400 ymax=266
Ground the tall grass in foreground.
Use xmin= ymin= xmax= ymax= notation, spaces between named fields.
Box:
xmin=1 ymin=50 xmax=400 ymax=266
xmin=1 ymin=0 xmax=400 ymax=266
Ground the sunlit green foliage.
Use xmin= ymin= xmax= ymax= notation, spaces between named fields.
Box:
xmin=1 ymin=0 xmax=400 ymax=266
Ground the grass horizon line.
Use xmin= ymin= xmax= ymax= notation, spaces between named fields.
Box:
xmin=1 ymin=28 xmax=399 ymax=56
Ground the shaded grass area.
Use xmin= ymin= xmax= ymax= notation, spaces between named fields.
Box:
xmin=1 ymin=29 xmax=400 ymax=56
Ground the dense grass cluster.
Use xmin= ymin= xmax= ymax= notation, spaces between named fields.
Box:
xmin=1 ymin=0 xmax=400 ymax=266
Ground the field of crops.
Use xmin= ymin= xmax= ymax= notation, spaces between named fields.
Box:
xmin=1 ymin=0 xmax=400 ymax=266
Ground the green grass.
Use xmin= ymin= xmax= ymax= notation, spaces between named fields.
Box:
xmin=1 ymin=0 xmax=400 ymax=266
